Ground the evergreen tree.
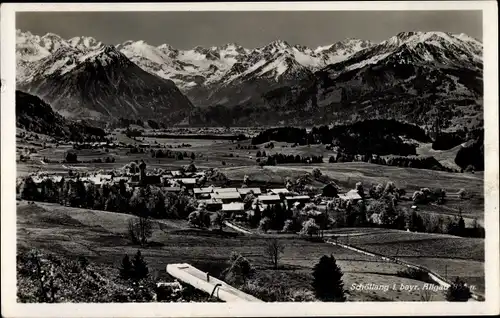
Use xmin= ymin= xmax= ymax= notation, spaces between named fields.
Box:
xmin=457 ymin=215 xmax=466 ymax=236
xmin=119 ymin=255 xmax=134 ymax=280
xmin=446 ymin=277 xmax=472 ymax=301
xmin=312 ymin=255 xmax=347 ymax=302
xmin=131 ymin=250 xmax=149 ymax=280
xmin=21 ymin=176 xmax=40 ymax=201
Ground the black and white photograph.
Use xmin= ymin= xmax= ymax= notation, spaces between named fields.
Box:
xmin=1 ymin=2 xmax=499 ymax=317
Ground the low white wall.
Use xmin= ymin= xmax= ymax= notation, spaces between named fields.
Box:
xmin=166 ymin=263 xmax=263 ymax=302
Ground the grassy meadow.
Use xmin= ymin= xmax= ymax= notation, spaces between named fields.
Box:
xmin=17 ymin=201 xmax=463 ymax=301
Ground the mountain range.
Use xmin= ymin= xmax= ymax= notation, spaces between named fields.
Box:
xmin=16 ymin=29 xmax=483 ymax=130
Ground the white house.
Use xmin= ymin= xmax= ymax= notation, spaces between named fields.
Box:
xmin=210 ymin=192 xmax=242 ymax=203
xmin=258 ymin=194 xmax=282 ymax=206
xmin=222 ymin=202 xmax=245 ymax=213
xmin=213 ymin=188 xmax=238 ymax=193
xmin=193 ymin=187 xmax=215 ymax=199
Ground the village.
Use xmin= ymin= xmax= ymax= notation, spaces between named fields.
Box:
xmin=19 ymin=158 xmax=366 ymax=229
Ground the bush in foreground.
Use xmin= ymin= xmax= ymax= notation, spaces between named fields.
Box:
xmin=311 ymin=255 xmax=347 ymax=302
xmin=17 ymin=249 xmax=155 ymax=303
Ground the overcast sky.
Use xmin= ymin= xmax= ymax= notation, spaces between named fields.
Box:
xmin=16 ymin=11 xmax=482 ymax=49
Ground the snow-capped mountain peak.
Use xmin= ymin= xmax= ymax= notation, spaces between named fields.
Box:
xmin=117 ymin=40 xmax=170 ymax=65
xmin=157 ymin=43 xmax=176 ymax=51
xmin=68 ymin=36 xmax=104 ymax=51
xmin=268 ymin=39 xmax=291 ymax=48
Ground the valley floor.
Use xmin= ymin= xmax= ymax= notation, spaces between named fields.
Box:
xmin=15 ymin=134 xmax=485 ymax=302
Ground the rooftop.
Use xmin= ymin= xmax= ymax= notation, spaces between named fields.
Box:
xmin=285 ymin=195 xmax=310 ymax=200
xmin=194 ymin=187 xmax=214 ymax=194
xmin=211 ymin=192 xmax=242 ymax=200
xmin=222 ymin=202 xmax=245 ymax=211
xmin=338 ymin=189 xmax=362 ymax=200
xmin=270 ymin=188 xmax=290 ymax=195
xmin=172 ymin=178 xmax=197 ymax=184
xmin=213 ymin=188 xmax=238 ymax=193
xmin=237 ymin=188 xmax=262 ymax=195
xmin=198 ymin=198 xmax=223 ymax=205
xmin=258 ymin=195 xmax=281 ymax=201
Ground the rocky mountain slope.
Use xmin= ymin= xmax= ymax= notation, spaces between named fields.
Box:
xmin=16 ymin=31 xmax=194 ymax=123
xmin=16 ymin=90 xmax=106 ymax=141
xmin=17 ymin=30 xmax=374 ymax=107
xmin=190 ymin=32 xmax=483 ymax=129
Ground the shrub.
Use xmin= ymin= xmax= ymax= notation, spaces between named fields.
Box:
xmin=65 ymin=151 xmax=78 ymax=163
xmin=458 ymin=188 xmax=469 ymax=200
xmin=311 ymin=255 xmax=346 ymax=302
xmin=355 ymin=182 xmax=364 ymax=198
xmin=432 ymin=188 xmax=446 ymax=204
xmin=384 ymin=181 xmax=396 ymax=194
xmin=300 ymin=219 xmax=320 ymax=237
xmin=188 ymin=210 xmax=211 ymax=229
xmin=446 ymin=277 xmax=472 ymax=301
xmin=258 ymin=217 xmax=271 ymax=233
xmin=119 ymin=255 xmax=134 ymax=280
xmin=131 ymin=250 xmax=149 ymax=281
xmin=282 ymin=219 xmax=295 ymax=233
xmin=312 ymin=168 xmax=322 ymax=179
xmin=396 ymin=268 xmax=434 ymax=284
xmin=370 ymin=183 xmax=384 ymax=199
xmin=412 ymin=190 xmax=426 ymax=204
xmin=184 ymin=163 xmax=197 ymax=173
xmin=242 ymin=174 xmax=250 ymax=186
xmin=210 ymin=211 xmax=225 ymax=231
xmin=222 ymin=252 xmax=255 ymax=286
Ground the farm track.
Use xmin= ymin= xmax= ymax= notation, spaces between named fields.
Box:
xmin=224 ymin=221 xmax=254 ymax=235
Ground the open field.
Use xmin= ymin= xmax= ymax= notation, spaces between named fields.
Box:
xmin=17 ymin=201 xmax=454 ymax=301
xmin=333 ymin=229 xmax=485 ymax=294
xmin=398 ymin=200 xmax=484 ymax=226
xmin=18 ymin=132 xmax=482 ymax=189
xmin=222 ymin=162 xmax=484 ymax=197
xmin=416 ymin=143 xmax=463 ymax=171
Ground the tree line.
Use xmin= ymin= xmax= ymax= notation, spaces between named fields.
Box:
xmin=251 ymin=119 xmax=431 ymax=156
xmin=258 ymin=153 xmax=324 ymax=166
xmin=18 ymin=177 xmax=198 ymax=221
xmin=454 ymin=129 xmax=484 ymax=172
